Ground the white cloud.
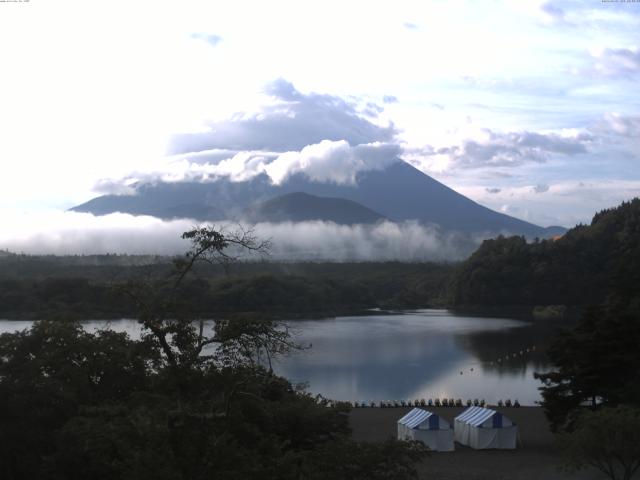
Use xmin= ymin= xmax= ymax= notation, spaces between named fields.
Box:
xmin=456 ymin=180 xmax=640 ymax=227
xmin=405 ymin=127 xmax=592 ymax=171
xmin=264 ymin=141 xmax=401 ymax=185
xmin=0 ymin=210 xmax=191 ymax=255
xmin=596 ymin=113 xmax=640 ymax=138
xmin=590 ymin=46 xmax=640 ymax=77
xmin=190 ymin=32 xmax=223 ymax=47
xmin=0 ymin=210 xmax=476 ymax=261
xmin=539 ymin=1 xmax=569 ymax=26
xmin=253 ymin=220 xmax=476 ymax=261
xmin=98 ymin=140 xmax=401 ymax=190
xmin=93 ymin=179 xmax=138 ymax=196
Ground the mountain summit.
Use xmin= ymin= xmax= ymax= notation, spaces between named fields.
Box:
xmin=72 ymin=159 xmax=563 ymax=237
xmin=242 ymin=192 xmax=387 ymax=225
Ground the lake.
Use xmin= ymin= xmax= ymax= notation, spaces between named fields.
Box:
xmin=0 ymin=310 xmax=558 ymax=405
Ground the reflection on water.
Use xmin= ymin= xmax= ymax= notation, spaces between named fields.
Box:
xmin=0 ymin=319 xmax=143 ymax=337
xmin=0 ymin=310 xmax=562 ymax=405
xmin=274 ymin=310 xmax=560 ymax=405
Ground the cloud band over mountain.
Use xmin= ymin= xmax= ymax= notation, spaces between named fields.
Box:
xmin=0 ymin=210 xmax=477 ymax=261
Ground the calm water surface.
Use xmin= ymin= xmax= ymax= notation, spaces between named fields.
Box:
xmin=274 ymin=310 xmax=558 ymax=405
xmin=0 ymin=310 xmax=558 ymax=405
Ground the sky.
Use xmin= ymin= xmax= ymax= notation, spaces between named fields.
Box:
xmin=0 ymin=0 xmax=639 ymax=254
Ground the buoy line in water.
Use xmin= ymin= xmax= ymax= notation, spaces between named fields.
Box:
xmin=310 ymin=344 xmax=539 ymax=409
xmin=314 ymin=396 xmax=523 ymax=409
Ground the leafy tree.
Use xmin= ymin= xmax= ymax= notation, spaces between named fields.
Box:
xmin=535 ymin=301 xmax=640 ymax=431
xmin=560 ymin=406 xmax=640 ymax=480
xmin=0 ymin=321 xmax=158 ymax=480
xmin=299 ymin=439 xmax=429 ymax=480
xmin=118 ymin=226 xmax=273 ymax=395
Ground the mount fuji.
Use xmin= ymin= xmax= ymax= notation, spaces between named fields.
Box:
xmin=72 ymin=159 xmax=564 ymax=238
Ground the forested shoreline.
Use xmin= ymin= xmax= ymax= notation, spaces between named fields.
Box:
xmin=448 ymin=199 xmax=640 ymax=310
xmin=0 ymin=259 xmax=453 ymax=320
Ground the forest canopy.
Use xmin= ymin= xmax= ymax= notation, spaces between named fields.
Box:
xmin=448 ymin=199 xmax=640 ymax=308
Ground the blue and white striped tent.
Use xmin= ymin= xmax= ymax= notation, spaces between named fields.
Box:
xmin=454 ymin=406 xmax=517 ymax=449
xmin=397 ymin=408 xmax=454 ymax=451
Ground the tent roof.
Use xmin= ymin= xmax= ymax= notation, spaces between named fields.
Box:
xmin=455 ymin=406 xmax=509 ymax=427
xmin=398 ymin=408 xmax=443 ymax=429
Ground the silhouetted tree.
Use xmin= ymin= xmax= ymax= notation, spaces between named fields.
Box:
xmin=535 ymin=299 xmax=640 ymax=431
xmin=560 ymin=406 xmax=640 ymax=480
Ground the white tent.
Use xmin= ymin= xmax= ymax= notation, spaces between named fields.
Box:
xmin=454 ymin=406 xmax=517 ymax=450
xmin=397 ymin=408 xmax=454 ymax=452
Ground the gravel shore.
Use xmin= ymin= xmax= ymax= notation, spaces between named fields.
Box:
xmin=349 ymin=406 xmax=605 ymax=480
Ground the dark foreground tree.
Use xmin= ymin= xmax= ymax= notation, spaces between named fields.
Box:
xmin=560 ymin=406 xmax=640 ymax=480
xmin=535 ymin=301 xmax=640 ymax=431
xmin=0 ymin=321 xmax=160 ymax=480
xmin=0 ymin=225 xmax=428 ymax=480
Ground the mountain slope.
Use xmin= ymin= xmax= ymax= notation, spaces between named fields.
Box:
xmin=72 ymin=159 xmax=561 ymax=236
xmin=276 ymin=161 xmax=552 ymax=235
xmin=242 ymin=192 xmax=387 ymax=224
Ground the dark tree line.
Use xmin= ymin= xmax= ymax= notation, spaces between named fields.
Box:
xmin=0 ymin=262 xmax=452 ymax=320
xmin=449 ymin=199 xmax=640 ymax=308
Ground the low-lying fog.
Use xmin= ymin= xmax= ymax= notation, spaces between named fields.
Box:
xmin=0 ymin=210 xmax=481 ymax=261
